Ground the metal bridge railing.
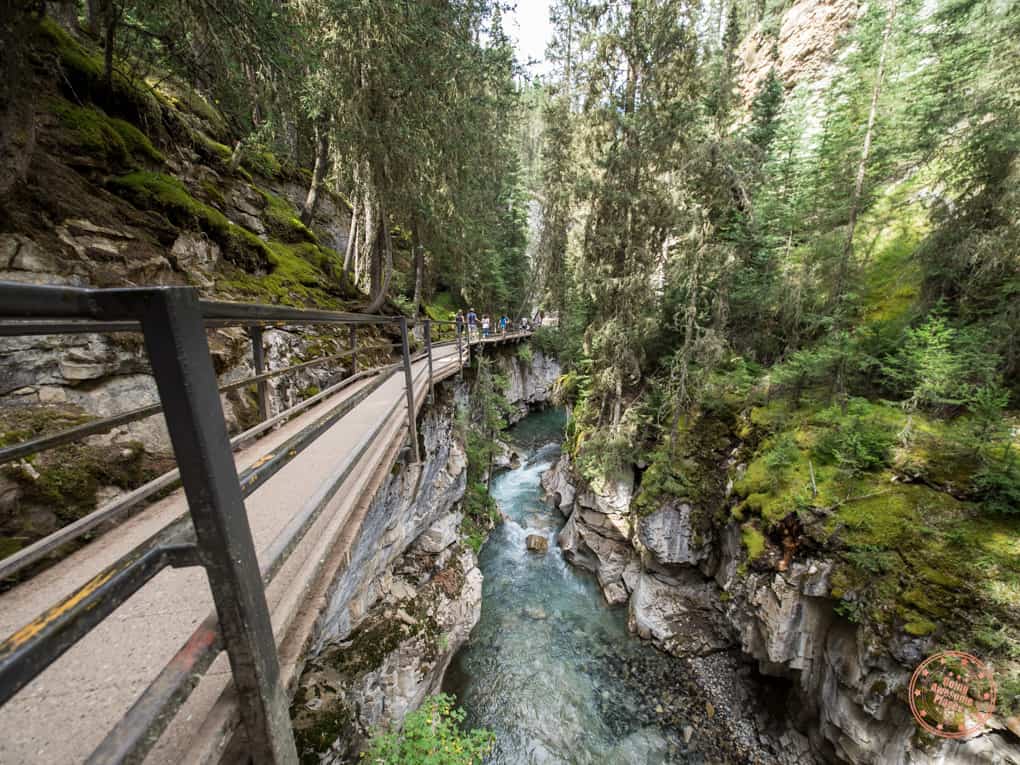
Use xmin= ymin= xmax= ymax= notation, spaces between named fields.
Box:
xmin=0 ymin=282 xmax=472 ymax=764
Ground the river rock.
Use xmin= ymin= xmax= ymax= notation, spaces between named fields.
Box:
xmin=541 ymin=453 xmax=576 ymax=515
xmin=526 ymin=534 xmax=549 ymax=553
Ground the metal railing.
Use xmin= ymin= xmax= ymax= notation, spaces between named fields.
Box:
xmin=0 ymin=283 xmax=471 ymax=764
xmin=0 ymin=282 xmax=533 ymax=764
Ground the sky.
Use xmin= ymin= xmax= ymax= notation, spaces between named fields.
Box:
xmin=505 ymin=0 xmax=555 ymax=75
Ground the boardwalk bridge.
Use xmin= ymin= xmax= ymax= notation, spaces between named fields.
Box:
xmin=0 ymin=282 xmax=533 ymax=764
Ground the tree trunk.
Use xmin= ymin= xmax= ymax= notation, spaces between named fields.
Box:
xmin=359 ymin=189 xmax=377 ymax=291
xmin=300 ymin=122 xmax=329 ymax=225
xmin=364 ymin=205 xmax=393 ymax=314
xmin=1 ymin=2 xmax=38 ymax=201
xmin=48 ymin=1 xmax=80 ymax=33
xmin=343 ymin=197 xmax=359 ymax=278
xmin=102 ymin=2 xmax=117 ymax=93
xmin=411 ymin=217 xmax=424 ymax=314
xmin=836 ymin=0 xmax=898 ymax=302
xmin=86 ymin=0 xmax=103 ymax=35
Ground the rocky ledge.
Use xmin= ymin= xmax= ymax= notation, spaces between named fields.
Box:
xmin=543 ymin=454 xmax=1020 ymax=765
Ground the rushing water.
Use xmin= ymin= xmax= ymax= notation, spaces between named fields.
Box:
xmin=444 ymin=408 xmax=704 ymax=765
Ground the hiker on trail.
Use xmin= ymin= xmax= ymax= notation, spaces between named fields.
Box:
xmin=499 ymin=315 xmax=508 ymax=334
xmin=467 ymin=308 xmax=478 ymax=339
xmin=533 ymin=310 xmax=544 ymax=327
xmin=455 ymin=310 xmax=465 ymax=337
xmin=482 ymin=315 xmax=491 ymax=337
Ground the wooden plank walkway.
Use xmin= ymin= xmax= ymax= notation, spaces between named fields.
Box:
xmin=0 ymin=332 xmax=528 ymax=764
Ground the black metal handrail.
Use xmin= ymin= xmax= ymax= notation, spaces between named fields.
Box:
xmin=0 ymin=282 xmax=471 ymax=765
xmin=0 ymin=281 xmax=531 ymax=764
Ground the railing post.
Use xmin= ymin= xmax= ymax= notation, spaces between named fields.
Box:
xmin=398 ymin=317 xmax=421 ymax=463
xmin=456 ymin=321 xmax=463 ymax=378
xmin=348 ymin=324 xmax=357 ymax=374
xmin=250 ymin=326 xmax=270 ymax=422
xmin=136 ymin=288 xmax=298 ymax=765
xmin=424 ymin=319 xmax=434 ymax=404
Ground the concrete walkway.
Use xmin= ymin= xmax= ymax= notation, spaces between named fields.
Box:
xmin=0 ymin=335 xmax=526 ymax=764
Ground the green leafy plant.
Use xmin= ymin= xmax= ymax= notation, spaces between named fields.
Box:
xmin=361 ymin=693 xmax=493 ymax=764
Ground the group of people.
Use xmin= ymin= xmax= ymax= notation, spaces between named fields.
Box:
xmin=455 ymin=308 xmax=543 ymax=339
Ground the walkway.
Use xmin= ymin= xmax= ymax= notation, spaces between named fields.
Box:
xmin=0 ymin=330 xmax=528 ymax=764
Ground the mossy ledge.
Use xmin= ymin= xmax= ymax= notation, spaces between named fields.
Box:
xmin=108 ymin=171 xmax=270 ymax=271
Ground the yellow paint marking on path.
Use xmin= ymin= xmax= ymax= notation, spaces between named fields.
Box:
xmin=1 ymin=567 xmax=116 ymax=653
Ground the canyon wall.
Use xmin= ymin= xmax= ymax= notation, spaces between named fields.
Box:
xmin=543 ymin=455 xmax=1020 ymax=765
xmin=290 ymin=348 xmax=559 ymax=762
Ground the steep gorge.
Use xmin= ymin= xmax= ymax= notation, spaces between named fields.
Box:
xmin=289 ymin=350 xmax=561 ymax=763
xmin=544 ymin=435 xmax=1020 ymax=764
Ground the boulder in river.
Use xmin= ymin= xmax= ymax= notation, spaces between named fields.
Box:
xmin=523 ymin=605 xmax=547 ymax=620
xmin=526 ymin=534 xmax=549 ymax=553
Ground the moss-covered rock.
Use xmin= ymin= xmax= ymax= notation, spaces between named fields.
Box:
xmin=36 ymin=18 xmax=163 ymax=133
xmin=108 ymin=171 xmax=271 ymax=271
xmin=258 ymin=188 xmax=318 ymax=244
xmin=49 ymin=98 xmax=164 ymax=165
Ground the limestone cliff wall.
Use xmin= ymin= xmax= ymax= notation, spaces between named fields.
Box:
xmin=544 ymin=455 xmax=1020 ymax=765
xmin=494 ymin=349 xmax=561 ymax=423
xmin=290 ymin=383 xmax=482 ymax=762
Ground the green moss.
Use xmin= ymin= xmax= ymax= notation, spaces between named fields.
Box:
xmin=218 ymin=240 xmax=353 ymax=307
xmin=259 ymin=189 xmax=317 ymax=243
xmin=856 ymin=171 xmax=930 ymax=326
xmin=37 ymin=18 xmax=163 ymax=129
xmin=903 ymin=616 xmax=938 ymax=636
xmin=195 ymin=131 xmax=233 ymax=164
xmin=330 ymin=617 xmax=405 ymax=677
xmin=199 ymin=180 xmax=226 ymax=209
xmin=749 ymin=398 xmax=793 ymax=433
xmin=733 ymin=391 xmax=1020 ymax=666
xmin=49 ymin=98 xmax=163 ymax=165
xmin=293 ymin=698 xmax=354 ymax=765
xmin=424 ymin=291 xmax=458 ymax=322
xmin=149 ymin=79 xmax=228 ymax=137
xmin=0 ymin=537 xmax=24 ymax=559
xmin=246 ymin=150 xmax=282 ymax=178
xmin=109 ymin=171 xmax=270 ymax=271
xmin=741 ymin=524 xmax=766 ymax=560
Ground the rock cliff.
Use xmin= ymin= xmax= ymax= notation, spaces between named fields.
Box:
xmin=494 ymin=349 xmax=561 ymax=423
xmin=544 ymin=455 xmax=1020 ymax=764
xmin=290 ymin=349 xmax=560 ymax=761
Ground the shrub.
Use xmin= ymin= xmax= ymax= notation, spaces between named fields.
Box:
xmin=973 ymin=456 xmax=1020 ymax=515
xmin=814 ymin=401 xmax=895 ymax=476
xmin=530 ymin=326 xmax=566 ymax=357
xmin=361 ymin=693 xmax=493 ymax=764
xmin=882 ymin=311 xmax=1001 ymax=412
